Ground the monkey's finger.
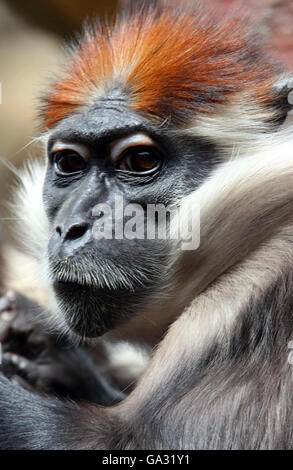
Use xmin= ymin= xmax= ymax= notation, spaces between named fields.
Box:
xmin=0 ymin=310 xmax=18 ymax=342
xmin=0 ymin=291 xmax=18 ymax=340
xmin=2 ymin=353 xmax=39 ymax=385
xmin=0 ymin=291 xmax=17 ymax=313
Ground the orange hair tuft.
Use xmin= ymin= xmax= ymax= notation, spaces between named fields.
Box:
xmin=42 ymin=2 xmax=280 ymax=130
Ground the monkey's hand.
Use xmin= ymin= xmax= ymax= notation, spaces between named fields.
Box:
xmin=0 ymin=291 xmax=124 ymax=405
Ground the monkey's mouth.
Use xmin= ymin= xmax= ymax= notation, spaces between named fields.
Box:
xmin=49 ymin=254 xmax=144 ymax=291
xmin=48 ymin=248 xmax=167 ymax=337
xmin=53 ymin=277 xmax=92 ymax=289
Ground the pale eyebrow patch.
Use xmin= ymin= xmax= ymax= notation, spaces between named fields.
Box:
xmin=110 ymin=133 xmax=154 ymax=163
xmin=50 ymin=141 xmax=91 ymax=161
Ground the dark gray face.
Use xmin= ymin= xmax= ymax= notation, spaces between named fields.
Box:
xmin=43 ymin=99 xmax=217 ymax=338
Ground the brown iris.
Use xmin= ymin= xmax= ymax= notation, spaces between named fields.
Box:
xmin=117 ymin=146 xmax=161 ymax=173
xmin=53 ymin=150 xmax=87 ymax=174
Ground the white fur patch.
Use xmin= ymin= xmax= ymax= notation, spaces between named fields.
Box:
xmin=12 ymin=158 xmax=49 ymax=259
xmin=186 ymin=98 xmax=289 ymax=157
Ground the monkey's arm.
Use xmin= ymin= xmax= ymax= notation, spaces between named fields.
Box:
xmin=0 ymin=291 xmax=124 ymax=406
xmin=0 ymin=292 xmax=123 ymax=450
xmin=0 ymin=372 xmax=113 ymax=450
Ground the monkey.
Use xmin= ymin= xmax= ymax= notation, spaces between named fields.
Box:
xmin=0 ymin=0 xmax=293 ymax=449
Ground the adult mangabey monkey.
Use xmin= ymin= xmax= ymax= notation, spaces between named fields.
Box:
xmin=0 ymin=0 xmax=293 ymax=449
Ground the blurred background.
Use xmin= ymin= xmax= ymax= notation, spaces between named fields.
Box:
xmin=0 ymin=0 xmax=293 ymax=243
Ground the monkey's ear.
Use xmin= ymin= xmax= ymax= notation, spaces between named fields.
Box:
xmin=270 ymin=79 xmax=293 ymax=127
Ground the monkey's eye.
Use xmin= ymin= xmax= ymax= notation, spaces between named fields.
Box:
xmin=53 ymin=151 xmax=87 ymax=174
xmin=110 ymin=133 xmax=162 ymax=175
xmin=50 ymin=142 xmax=90 ymax=175
xmin=117 ymin=147 xmax=162 ymax=173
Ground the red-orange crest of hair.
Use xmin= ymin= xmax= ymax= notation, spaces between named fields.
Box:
xmin=42 ymin=1 xmax=278 ymax=130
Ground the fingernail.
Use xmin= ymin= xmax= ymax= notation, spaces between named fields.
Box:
xmin=1 ymin=311 xmax=17 ymax=322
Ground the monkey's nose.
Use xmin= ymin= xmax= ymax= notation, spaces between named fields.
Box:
xmin=64 ymin=223 xmax=88 ymax=241
xmin=54 ymin=221 xmax=91 ymax=257
xmin=56 ymin=221 xmax=88 ymax=240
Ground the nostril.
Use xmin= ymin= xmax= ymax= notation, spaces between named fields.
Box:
xmin=56 ymin=226 xmax=62 ymax=237
xmin=65 ymin=223 xmax=88 ymax=241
